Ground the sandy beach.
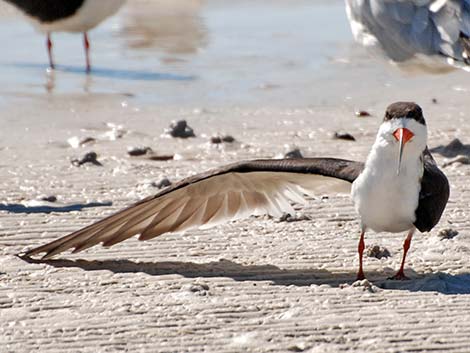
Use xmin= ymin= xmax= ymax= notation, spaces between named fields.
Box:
xmin=2 ymin=1 xmax=470 ymax=352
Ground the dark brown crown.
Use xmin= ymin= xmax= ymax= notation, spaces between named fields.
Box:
xmin=384 ymin=102 xmax=425 ymax=125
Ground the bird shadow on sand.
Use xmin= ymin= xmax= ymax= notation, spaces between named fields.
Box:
xmin=9 ymin=62 xmax=196 ymax=81
xmin=18 ymin=256 xmax=470 ymax=295
xmin=0 ymin=201 xmax=112 ymax=214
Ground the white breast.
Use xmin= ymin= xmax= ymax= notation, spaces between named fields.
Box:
xmin=351 ymin=119 xmax=426 ymax=233
xmin=28 ymin=0 xmax=126 ymax=33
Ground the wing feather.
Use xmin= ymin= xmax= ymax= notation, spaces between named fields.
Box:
xmin=24 ymin=158 xmax=363 ymax=258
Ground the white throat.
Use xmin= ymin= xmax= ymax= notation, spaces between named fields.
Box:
xmin=351 ymin=119 xmax=427 ymax=233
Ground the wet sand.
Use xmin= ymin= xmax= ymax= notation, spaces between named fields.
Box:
xmin=2 ymin=1 xmax=470 ymax=352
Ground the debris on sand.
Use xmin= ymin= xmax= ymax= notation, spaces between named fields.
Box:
xmin=284 ymin=148 xmax=303 ymax=159
xmin=71 ymin=152 xmax=103 ymax=167
xmin=182 ymin=283 xmax=210 ymax=296
xmin=67 ymin=136 xmax=96 ymax=148
xmin=127 ymin=146 xmax=153 ymax=157
xmin=210 ymin=136 xmax=223 ymax=144
xmin=333 ymin=132 xmax=356 ymax=141
xmin=101 ymin=123 xmax=126 ymax=141
xmin=341 ymin=279 xmax=381 ymax=293
xmin=432 ymin=98 xmax=438 ymax=104
xmin=438 ymin=228 xmax=459 ymax=240
xmin=442 ymin=155 xmax=470 ymax=167
xmin=430 ymin=138 xmax=470 ymax=158
xmin=355 ymin=110 xmax=371 ymax=117
xmin=165 ymin=120 xmax=195 ymax=138
xmin=38 ymin=195 xmax=57 ymax=203
xmin=366 ymin=245 xmax=391 ymax=259
xmin=152 ymin=177 xmax=172 ymax=189
xmin=278 ymin=212 xmax=311 ymax=223
xmin=210 ymin=135 xmax=236 ymax=144
xmin=287 ymin=342 xmax=308 ymax=352
xmin=147 ymin=155 xmax=174 ymax=161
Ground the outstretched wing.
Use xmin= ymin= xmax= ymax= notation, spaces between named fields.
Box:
xmin=24 ymin=158 xmax=363 ymax=259
xmin=414 ymin=149 xmax=450 ymax=232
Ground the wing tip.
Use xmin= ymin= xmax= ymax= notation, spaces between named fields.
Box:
xmin=17 ymin=249 xmax=54 ymax=261
xmin=22 ymin=247 xmax=45 ymax=259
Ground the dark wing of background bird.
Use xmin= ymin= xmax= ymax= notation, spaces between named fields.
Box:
xmin=24 ymin=158 xmax=363 ymax=259
xmin=414 ymin=148 xmax=450 ymax=232
xmin=4 ymin=0 xmax=85 ymax=22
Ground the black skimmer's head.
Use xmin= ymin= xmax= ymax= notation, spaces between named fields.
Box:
xmin=21 ymin=102 xmax=449 ymax=282
xmin=4 ymin=0 xmax=126 ymax=72
xmin=379 ymin=102 xmax=428 ymax=175
xmin=345 ymin=0 xmax=470 ymax=71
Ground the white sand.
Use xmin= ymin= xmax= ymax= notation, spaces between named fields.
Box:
xmin=2 ymin=1 xmax=470 ymax=352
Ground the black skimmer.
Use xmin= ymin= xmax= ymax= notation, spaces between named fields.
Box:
xmin=4 ymin=0 xmax=126 ymax=72
xmin=345 ymin=0 xmax=470 ymax=71
xmin=24 ymin=102 xmax=449 ymax=281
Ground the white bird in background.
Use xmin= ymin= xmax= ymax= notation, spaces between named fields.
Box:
xmin=345 ymin=0 xmax=470 ymax=72
xmin=23 ymin=102 xmax=449 ymax=281
xmin=3 ymin=0 xmax=126 ymax=72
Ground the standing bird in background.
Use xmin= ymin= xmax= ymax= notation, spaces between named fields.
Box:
xmin=3 ymin=0 xmax=126 ymax=72
xmin=24 ymin=103 xmax=449 ymax=281
xmin=345 ymin=0 xmax=470 ymax=72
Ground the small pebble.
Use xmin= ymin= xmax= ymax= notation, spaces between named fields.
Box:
xmin=278 ymin=213 xmax=311 ymax=222
xmin=333 ymin=132 xmax=356 ymax=141
xmin=221 ymin=135 xmax=235 ymax=143
xmin=366 ymin=245 xmax=391 ymax=259
xmin=355 ymin=110 xmax=371 ymax=117
xmin=284 ymin=148 xmax=303 ymax=159
xmin=102 ymin=123 xmax=126 ymax=140
xmin=152 ymin=178 xmax=172 ymax=189
xmin=438 ymin=228 xmax=459 ymax=240
xmin=67 ymin=136 xmax=96 ymax=148
xmin=432 ymin=98 xmax=438 ymax=104
xmin=127 ymin=146 xmax=152 ymax=157
xmin=71 ymin=152 xmax=102 ymax=167
xmin=38 ymin=195 xmax=57 ymax=202
xmin=166 ymin=120 xmax=195 ymax=138
xmin=287 ymin=343 xmax=307 ymax=352
xmin=182 ymin=283 xmax=210 ymax=296
xmin=147 ymin=155 xmax=174 ymax=161
xmin=210 ymin=135 xmax=235 ymax=144
xmin=210 ymin=136 xmax=223 ymax=144
xmin=350 ymin=279 xmax=379 ymax=293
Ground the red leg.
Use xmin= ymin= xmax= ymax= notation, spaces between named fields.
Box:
xmin=356 ymin=230 xmax=365 ymax=280
xmin=390 ymin=229 xmax=415 ymax=280
xmin=84 ymin=32 xmax=91 ymax=73
xmin=46 ymin=33 xmax=55 ymax=70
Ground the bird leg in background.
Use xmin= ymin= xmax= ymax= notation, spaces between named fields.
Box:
xmin=390 ymin=228 xmax=415 ymax=280
xmin=46 ymin=33 xmax=54 ymax=69
xmin=84 ymin=32 xmax=91 ymax=73
xmin=356 ymin=230 xmax=365 ymax=280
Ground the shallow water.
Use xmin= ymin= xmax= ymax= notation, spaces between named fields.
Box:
xmin=1 ymin=0 xmax=470 ymax=151
xmin=2 ymin=0 xmax=467 ymax=109
xmin=0 ymin=0 xmax=348 ymax=105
